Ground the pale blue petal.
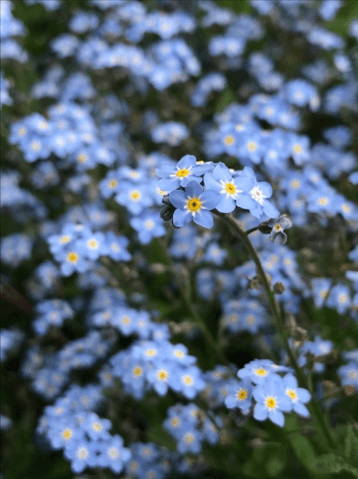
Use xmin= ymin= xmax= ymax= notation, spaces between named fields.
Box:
xmin=236 ymin=194 xmax=255 ymax=210
xmin=253 ymin=404 xmax=268 ymax=421
xmin=270 ymin=410 xmax=285 ymax=427
xmin=194 ymin=210 xmax=214 ymax=228
xmin=213 ymin=163 xmax=231 ymax=181
xmin=263 ymin=200 xmax=279 ymax=219
xmin=178 ymin=154 xmax=196 ymax=168
xmin=297 ymin=388 xmax=311 ymax=403
xmin=258 ymin=181 xmax=272 ymax=197
xmin=185 ymin=181 xmax=202 ymax=197
xmin=294 ymin=403 xmax=310 ymax=417
xmin=217 ymin=196 xmax=236 ymax=213
xmin=225 ymin=396 xmax=237 ymax=409
xmin=173 ymin=209 xmax=189 ymax=227
xmin=159 ymin=178 xmax=179 ymax=192
xmin=169 ymin=190 xmax=186 ymax=209
xmin=204 ymin=173 xmax=220 ymax=191
xmin=201 ymin=190 xmax=220 ymax=210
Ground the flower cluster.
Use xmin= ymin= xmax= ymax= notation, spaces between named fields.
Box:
xmin=159 ymin=156 xmax=279 ymax=229
xmin=225 ymin=360 xmax=311 ymax=427
xmin=164 ymin=404 xmax=220 ymax=453
xmin=39 ymin=386 xmax=131 ymax=474
xmin=111 ymin=339 xmax=204 ymax=399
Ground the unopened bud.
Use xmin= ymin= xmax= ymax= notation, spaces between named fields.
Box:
xmin=343 ymin=385 xmax=356 ymax=396
xmin=273 ymin=282 xmax=285 ymax=294
xmin=248 ymin=276 xmax=261 ymax=289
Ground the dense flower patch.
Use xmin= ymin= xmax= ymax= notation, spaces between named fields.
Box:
xmin=1 ymin=0 xmax=357 ymax=477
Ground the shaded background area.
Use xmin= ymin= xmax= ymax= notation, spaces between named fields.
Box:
xmin=1 ymin=1 xmax=358 ymax=478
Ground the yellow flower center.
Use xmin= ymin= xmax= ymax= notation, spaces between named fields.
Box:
xmin=254 ymin=367 xmax=268 ymax=377
xmin=338 ymin=294 xmax=348 ymax=304
xmin=341 ymin=203 xmax=351 ymax=213
xmin=246 ymin=314 xmax=256 ymax=324
xmin=61 ymin=428 xmax=73 ymax=440
xmin=108 ymin=447 xmax=120 ymax=459
xmin=224 ymin=135 xmax=235 ymax=145
xmin=132 ymin=366 xmax=143 ymax=377
xmin=92 ymin=422 xmax=103 ymax=432
xmin=67 ymin=252 xmax=79 ymax=263
xmin=77 ymin=447 xmax=89 ymax=460
xmin=145 ymin=348 xmax=157 ymax=357
xmin=183 ymin=432 xmax=195 ymax=444
xmin=130 ymin=190 xmax=141 ymax=200
xmin=318 ymin=197 xmax=329 ymax=206
xmin=224 ymin=182 xmax=237 ymax=195
xmin=286 ymin=389 xmax=298 ymax=401
xmin=175 ymin=168 xmax=190 ymax=178
xmin=77 ymin=153 xmax=88 ymax=163
xmin=18 ymin=127 xmax=27 ymax=136
xmin=108 ymin=179 xmax=118 ymax=188
xmin=174 ymin=350 xmax=185 ymax=358
xmin=290 ymin=179 xmax=301 ymax=189
xmin=186 ymin=197 xmax=202 ymax=213
xmin=247 ymin=141 xmax=257 ymax=152
xmin=87 ymin=239 xmax=98 ymax=249
xmin=236 ymin=388 xmax=248 ymax=401
xmin=293 ymin=144 xmax=303 ymax=153
xmin=59 ymin=235 xmax=71 ymax=244
xmin=182 ymin=375 xmax=193 ymax=385
xmin=157 ymin=369 xmax=169 ymax=381
xmin=265 ymin=396 xmax=277 ymax=410
xmin=121 ymin=315 xmax=131 ymax=325
xmin=144 ymin=219 xmax=155 ymax=230
xmin=171 ymin=417 xmax=180 ymax=427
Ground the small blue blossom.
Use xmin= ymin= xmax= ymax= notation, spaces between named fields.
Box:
xmin=169 ymin=181 xmax=220 ymax=229
xmin=253 ymin=375 xmax=292 ymax=427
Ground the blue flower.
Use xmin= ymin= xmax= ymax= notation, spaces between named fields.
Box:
xmin=104 ymin=232 xmax=131 ymax=261
xmin=282 ymin=374 xmax=311 ymax=417
xmin=115 ymin=182 xmax=154 ymax=215
xmin=204 ymin=163 xmax=252 ymax=213
xmin=96 ymin=435 xmax=131 ymax=473
xmin=158 ymin=155 xmax=202 ymax=193
xmin=225 ymin=379 xmax=252 ymax=412
xmin=172 ymin=366 xmax=205 ymax=399
xmin=253 ymin=375 xmax=291 ymax=427
xmin=169 ymin=181 xmax=220 ymax=229
xmin=238 ymin=359 xmax=280 ymax=384
xmin=338 ymin=361 xmax=358 ymax=391
xmin=83 ymin=412 xmax=111 ymax=440
xmin=130 ymin=210 xmax=166 ymax=244
xmin=234 ymin=167 xmax=279 ymax=219
xmin=64 ymin=438 xmax=97 ymax=473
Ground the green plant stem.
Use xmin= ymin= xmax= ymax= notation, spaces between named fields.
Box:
xmin=245 ymin=226 xmax=260 ymax=236
xmin=216 ymin=213 xmax=335 ymax=449
xmin=159 ymin=238 xmax=228 ymax=365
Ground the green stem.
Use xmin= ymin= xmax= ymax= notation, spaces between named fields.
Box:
xmin=245 ymin=226 xmax=260 ymax=236
xmin=217 ymin=213 xmax=335 ymax=449
xmin=159 ymin=239 xmax=228 ymax=365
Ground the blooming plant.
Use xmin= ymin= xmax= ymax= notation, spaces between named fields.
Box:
xmin=1 ymin=0 xmax=358 ymax=478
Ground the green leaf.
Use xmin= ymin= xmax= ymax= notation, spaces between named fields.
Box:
xmin=314 ymin=453 xmax=358 ymax=478
xmin=344 ymin=425 xmax=358 ymax=461
xmin=289 ymin=433 xmax=317 ymax=473
xmin=242 ymin=443 xmax=286 ymax=478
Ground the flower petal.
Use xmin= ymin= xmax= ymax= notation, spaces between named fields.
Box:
xmin=169 ymin=190 xmax=186 ymax=209
xmin=194 ymin=210 xmax=214 ymax=229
